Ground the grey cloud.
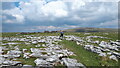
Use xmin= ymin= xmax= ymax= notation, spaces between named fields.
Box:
xmin=2 ymin=1 xmax=118 ymax=32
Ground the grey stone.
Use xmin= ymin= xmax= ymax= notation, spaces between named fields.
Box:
xmin=98 ymin=53 xmax=107 ymax=57
xmin=34 ymin=58 xmax=52 ymax=66
xmin=62 ymin=58 xmax=85 ymax=68
xmin=109 ymin=55 xmax=118 ymax=61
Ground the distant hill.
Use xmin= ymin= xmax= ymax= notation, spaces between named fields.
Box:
xmin=64 ymin=27 xmax=118 ymax=32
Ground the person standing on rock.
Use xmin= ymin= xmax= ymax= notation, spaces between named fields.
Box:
xmin=59 ymin=30 xmax=64 ymax=39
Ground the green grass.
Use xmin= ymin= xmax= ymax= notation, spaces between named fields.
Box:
xmin=2 ymin=32 xmax=60 ymax=37
xmin=70 ymin=32 xmax=117 ymax=40
xmin=59 ymin=40 xmax=118 ymax=66
xmin=16 ymin=56 xmax=36 ymax=66
xmin=1 ymin=32 xmax=119 ymax=66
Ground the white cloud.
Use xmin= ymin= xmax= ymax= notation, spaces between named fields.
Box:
xmin=71 ymin=0 xmax=85 ymax=10
xmin=26 ymin=25 xmax=79 ymax=31
xmin=69 ymin=14 xmax=97 ymax=22
xmin=35 ymin=26 xmax=64 ymax=30
xmin=41 ymin=1 xmax=68 ymax=17
xmin=64 ymin=25 xmax=79 ymax=28
xmin=60 ymin=0 xmax=119 ymax=2
xmin=4 ymin=19 xmax=14 ymax=23
xmin=12 ymin=14 xmax=24 ymax=22
xmin=3 ymin=0 xmax=117 ymax=23
xmin=99 ymin=19 xmax=118 ymax=27
xmin=3 ymin=7 xmax=24 ymax=23
xmin=2 ymin=0 xmax=118 ymax=30
xmin=6 ymin=0 xmax=68 ymax=22
xmin=1 ymin=0 xmax=119 ymax=2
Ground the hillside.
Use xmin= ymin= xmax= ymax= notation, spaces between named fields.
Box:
xmin=64 ymin=27 xmax=118 ymax=32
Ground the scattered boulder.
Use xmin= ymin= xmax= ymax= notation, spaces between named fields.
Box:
xmin=109 ymin=55 xmax=118 ymax=61
xmin=61 ymin=58 xmax=86 ymax=68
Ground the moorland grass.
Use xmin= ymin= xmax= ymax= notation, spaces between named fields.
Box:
xmin=59 ymin=40 xmax=118 ymax=66
xmin=1 ymin=32 xmax=119 ymax=66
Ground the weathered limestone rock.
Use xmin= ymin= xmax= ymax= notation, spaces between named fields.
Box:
xmin=23 ymin=53 xmax=31 ymax=59
xmin=34 ymin=58 xmax=52 ymax=66
xmin=30 ymin=53 xmax=42 ymax=58
xmin=98 ymin=53 xmax=107 ymax=57
xmin=7 ymin=50 xmax=21 ymax=55
xmin=22 ymin=65 xmax=33 ymax=68
xmin=3 ymin=60 xmax=21 ymax=66
xmin=0 ymin=57 xmax=5 ymax=64
xmin=109 ymin=55 xmax=118 ymax=61
xmin=61 ymin=58 xmax=86 ymax=68
xmin=46 ymin=58 xmax=57 ymax=63
xmin=2 ymin=35 xmax=119 ymax=67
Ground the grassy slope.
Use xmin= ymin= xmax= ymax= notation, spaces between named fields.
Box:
xmin=59 ymin=40 xmax=118 ymax=66
xmin=1 ymin=32 xmax=119 ymax=66
xmin=59 ymin=32 xmax=119 ymax=66
xmin=2 ymin=32 xmax=60 ymax=37
xmin=65 ymin=28 xmax=118 ymax=32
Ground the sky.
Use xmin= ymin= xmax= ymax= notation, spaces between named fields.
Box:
xmin=1 ymin=0 xmax=119 ymax=32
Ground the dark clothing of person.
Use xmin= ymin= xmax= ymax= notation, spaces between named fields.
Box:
xmin=59 ymin=32 xmax=64 ymax=39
